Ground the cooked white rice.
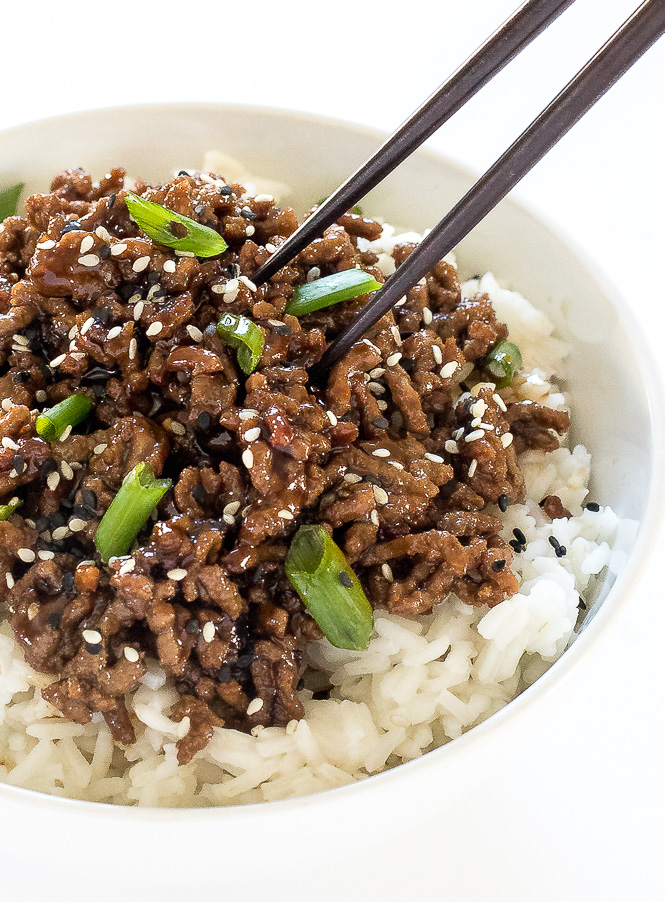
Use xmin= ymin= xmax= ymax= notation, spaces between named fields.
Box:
xmin=0 ymin=223 xmax=637 ymax=807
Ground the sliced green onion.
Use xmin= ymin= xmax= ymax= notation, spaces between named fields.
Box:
xmin=216 ymin=313 xmax=265 ymax=374
xmin=285 ymin=525 xmax=374 ymax=650
xmin=0 ymin=497 xmax=22 ymax=522
xmin=36 ymin=394 xmax=94 ymax=442
xmin=285 ymin=270 xmax=382 ymax=317
xmin=0 ymin=183 xmax=24 ymax=222
xmin=481 ymin=340 xmax=523 ymax=388
xmin=125 ymin=192 xmax=228 ymax=258
xmin=94 ymin=463 xmax=171 ymax=563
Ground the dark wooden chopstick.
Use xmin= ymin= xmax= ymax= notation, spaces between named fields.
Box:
xmin=252 ymin=0 xmax=577 ymax=286
xmin=310 ymin=0 xmax=664 ymax=380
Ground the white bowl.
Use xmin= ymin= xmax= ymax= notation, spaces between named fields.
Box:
xmin=0 ymin=103 xmax=663 ymax=899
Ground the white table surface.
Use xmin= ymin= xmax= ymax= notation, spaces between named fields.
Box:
xmin=1 ymin=1 xmax=664 ymax=899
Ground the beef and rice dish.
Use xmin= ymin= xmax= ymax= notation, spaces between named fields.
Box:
xmin=0 ymin=165 xmax=620 ymax=801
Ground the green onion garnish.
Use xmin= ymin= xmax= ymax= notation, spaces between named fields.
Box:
xmin=0 ymin=183 xmax=24 ymax=222
xmin=94 ymin=463 xmax=171 ymax=563
xmin=125 ymin=192 xmax=228 ymax=258
xmin=285 ymin=270 xmax=382 ymax=317
xmin=285 ymin=525 xmax=374 ymax=650
xmin=216 ymin=313 xmax=265 ymax=374
xmin=0 ymin=497 xmax=22 ymax=522
xmin=36 ymin=394 xmax=94 ymax=442
xmin=481 ymin=340 xmax=523 ymax=388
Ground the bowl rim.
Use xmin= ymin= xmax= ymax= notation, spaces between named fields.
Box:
xmin=1 ymin=100 xmax=663 ymax=821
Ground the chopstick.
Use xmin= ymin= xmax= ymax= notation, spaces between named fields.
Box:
xmin=252 ymin=0 xmax=577 ymax=287
xmin=310 ymin=0 xmax=664 ymax=380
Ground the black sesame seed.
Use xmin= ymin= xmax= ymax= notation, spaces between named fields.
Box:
xmin=61 ymin=221 xmax=82 ymax=234
xmin=338 ymin=571 xmax=353 ymax=588
xmin=12 ymin=454 xmax=25 ymax=475
xmin=85 ymin=643 xmax=102 ymax=655
xmin=147 ymin=271 xmax=160 ymax=285
xmin=107 ymin=194 xmax=117 ymax=208
xmin=236 ymin=653 xmax=254 ymax=669
xmin=49 ymin=511 xmax=66 ymax=529
xmin=99 ymin=244 xmax=111 ymax=260
xmin=509 ymin=539 xmax=523 ymax=554
xmin=178 ymin=170 xmax=190 ymax=177
xmin=372 ymin=416 xmax=390 ymax=430
xmin=185 ymin=619 xmax=200 ymax=635
xmin=216 ymin=664 xmax=232 ymax=683
xmin=62 ymin=572 xmax=76 ymax=591
xmin=272 ymin=323 xmax=291 ymax=336
xmin=92 ymin=384 xmax=106 ymax=398
xmin=555 ymin=545 xmax=567 ymax=558
xmin=585 ymin=502 xmax=600 ymax=512
xmin=498 ymin=494 xmax=509 ymax=512
xmin=35 ymin=517 xmax=49 ymax=533
xmin=40 ymin=458 xmax=58 ymax=476
xmin=399 ymin=357 xmax=415 ymax=373
xmin=240 ymin=209 xmax=257 ymax=221
xmin=47 ymin=611 xmax=62 ymax=629
xmin=219 ymin=186 xmax=233 ymax=196
xmin=192 ymin=484 xmax=207 ymax=504
xmin=513 ymin=527 xmax=527 ymax=546
xmin=81 ymin=489 xmax=97 ymax=510
xmin=491 ymin=560 xmax=506 ymax=572
xmin=15 ymin=371 xmax=30 ymax=384
xmin=197 ymin=412 xmax=212 ymax=430
xmin=73 ymin=504 xmax=93 ymax=520
xmin=548 ymin=535 xmax=560 ymax=550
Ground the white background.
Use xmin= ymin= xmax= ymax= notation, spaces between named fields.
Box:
xmin=1 ymin=0 xmax=664 ymax=899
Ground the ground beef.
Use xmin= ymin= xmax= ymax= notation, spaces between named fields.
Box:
xmin=0 ymin=167 xmax=568 ymax=762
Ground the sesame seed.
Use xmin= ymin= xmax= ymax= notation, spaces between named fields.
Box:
xmin=369 ymin=367 xmax=385 ymax=379
xmin=95 ymin=226 xmax=112 ymax=242
xmin=389 ymin=460 xmax=404 ymax=470
xmin=245 ymin=225 xmax=256 ymax=236
xmin=50 ymin=354 xmax=66 ymax=367
xmin=222 ymin=513 xmax=234 ymax=526
xmin=381 ymin=563 xmax=393 ymax=580
xmin=37 ymin=239 xmax=56 ymax=250
xmin=465 ymin=429 xmax=485 ymax=443
xmin=186 ymin=325 xmax=203 ymax=342
xmin=202 ymin=621 xmax=216 ymax=643
xmin=60 ymin=461 xmax=74 ymax=481
xmin=372 ymin=448 xmax=390 ymax=458
xmin=278 ymin=509 xmax=294 ymax=520
xmin=368 ymin=382 xmax=385 ymax=394
xmin=224 ymin=278 xmax=240 ymax=294
xmin=129 ymin=338 xmax=138 ymax=360
xmin=432 ymin=345 xmax=443 ymax=365
xmin=93 ymin=443 xmax=108 ymax=455
xmin=425 ymin=452 xmax=445 ymax=464
xmin=82 ymin=629 xmax=102 ymax=644
xmin=362 ymin=338 xmax=380 ymax=353
xmin=133 ymin=301 xmax=145 ymax=320
xmin=6 ymin=573 xmax=15 ymax=589
xmin=12 ymin=334 xmax=29 ymax=346
xmin=386 ymin=352 xmax=402 ymax=366
xmin=376 ymin=400 xmax=388 ymax=411
xmin=370 ymin=510 xmax=380 ymax=526
xmin=2 ymin=437 xmax=19 ymax=450
xmin=395 ymin=296 xmax=407 ymax=307
xmin=306 ymin=266 xmax=321 ymax=282
xmin=254 ymin=193 xmax=274 ymax=203
xmin=247 ymin=698 xmax=264 ymax=716
xmin=59 ymin=425 xmax=72 ymax=442
xmin=286 ymin=719 xmax=298 ymax=735
xmin=175 ymin=249 xmax=195 ymax=258
xmin=344 ymin=473 xmax=362 ymax=484
xmin=493 ymin=393 xmax=507 ymax=412
xmin=390 ymin=325 xmax=402 ymax=345
xmin=326 ymin=410 xmax=338 ymax=426
xmin=163 ymin=259 xmax=176 ymax=273
xmin=27 ymin=603 xmax=39 ymax=621
xmin=239 ymin=276 xmax=257 ymax=292
xmin=47 ymin=471 xmax=61 ymax=491
xmin=239 ymin=408 xmax=259 ymax=420
xmin=71 ymin=353 xmax=86 ymax=361
xmin=2 ymin=399 xmax=15 ymax=411
xmin=167 ymin=568 xmax=188 ymax=581
xmin=69 ymin=518 xmax=87 ymax=533
xmin=124 ymin=646 xmax=140 ymax=663
xmin=471 ymin=417 xmax=482 ymax=428
xmin=52 ymin=526 xmax=69 ymax=541
xmin=444 ymin=440 xmax=458 ymax=454
xmin=224 ymin=501 xmax=241 ymax=517
xmin=471 ymin=400 xmax=487 ymax=418
xmin=132 ymin=256 xmax=150 ymax=273
xmin=243 ymin=426 xmax=261 ymax=442
xmin=211 ymin=283 xmax=226 ymax=295
xmin=440 ymin=361 xmax=459 ymax=379
xmin=17 ymin=548 xmax=35 ymax=563
xmin=80 ymin=316 xmax=95 ymax=336
xmin=468 ymin=459 xmax=478 ymax=478
xmin=107 ymin=326 xmax=122 ymax=340
xmin=422 ymin=307 xmax=433 ymax=325
xmin=146 ymin=322 xmax=163 ymax=337
xmin=35 ymin=390 xmax=47 ymax=403
xmin=38 ymin=550 xmax=55 ymax=561
xmin=373 ymin=485 xmax=389 ymax=505
xmin=79 ymin=235 xmax=95 ymax=254
xmin=501 ymin=432 xmax=514 ymax=448
xmin=242 ymin=449 xmax=254 ymax=469
xmin=78 ymin=254 xmax=100 ymax=267
xmin=110 ymin=243 xmax=127 ymax=256
xmin=169 ymin=421 xmax=186 ymax=436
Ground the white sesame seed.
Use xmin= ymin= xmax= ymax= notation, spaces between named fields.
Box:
xmin=60 ymin=461 xmax=74 ymax=481
xmin=79 ymin=235 xmax=95 ymax=254
xmin=239 ymin=276 xmax=257 ymax=292
xmin=79 ymin=316 xmax=95 ymax=336
xmin=146 ymin=322 xmax=163 ymax=338
xmin=465 ymin=429 xmax=485 ymax=443
xmin=307 ymin=266 xmax=321 ymax=282
xmin=373 ymin=485 xmax=389 ymax=505
xmin=247 ymin=698 xmax=264 ymax=716
xmin=471 ymin=400 xmax=487 ymax=418
xmin=186 ymin=325 xmax=203 ymax=342
xmin=129 ymin=338 xmax=138 ymax=360
xmin=444 ymin=440 xmax=458 ymax=454
xmin=107 ymin=326 xmax=122 ymax=340
xmin=12 ymin=334 xmax=29 ymax=346
xmin=372 ymin=448 xmax=390 ymax=458
xmin=35 ymin=390 xmax=47 ymax=403
xmin=17 ymin=548 xmax=35 ymax=563
xmin=370 ymin=510 xmax=380 ymax=526
xmin=78 ymin=254 xmax=100 ymax=267
xmin=223 ymin=514 xmax=235 ymax=526
xmin=163 ymin=259 xmax=176 ymax=273
xmin=381 ymin=563 xmax=393 ymax=581
xmin=38 ymin=550 xmax=55 ymax=561
xmin=239 ymin=408 xmax=259 ymax=420
xmin=493 ymin=393 xmax=508 ymax=412
xmin=390 ymin=326 xmax=402 ymax=345
xmin=278 ymin=509 xmax=294 ymax=520
xmin=110 ymin=243 xmax=127 ymax=256
xmin=243 ymin=427 xmax=261 ymax=442
xmin=224 ymin=278 xmax=239 ymax=294
xmin=388 ymin=460 xmax=404 ymax=470
xmin=386 ymin=352 xmax=402 ymax=366
xmin=202 ymin=621 xmax=216 ymax=643
xmin=50 ymin=354 xmax=66 ymax=367
xmin=422 ymin=307 xmax=433 ymax=325
xmin=285 ymin=719 xmax=298 ymax=735
xmin=52 ymin=526 xmax=70 ymax=541
xmin=440 ymin=361 xmax=459 ymax=378
xmin=424 ymin=452 xmax=444 ymax=464
xmin=468 ymin=459 xmax=478 ymax=477
xmin=2 ymin=437 xmax=19 ymax=450
xmin=167 ymin=568 xmax=188 ymax=581
xmin=501 ymin=432 xmax=514 ymax=448
xmin=69 ymin=518 xmax=87 ymax=533
xmin=254 ymin=193 xmax=274 ymax=203
xmin=82 ymin=629 xmax=102 ymax=644
xmin=453 ymin=428 xmax=465 ymax=440
xmin=368 ymin=382 xmax=385 ymax=394
xmin=37 ymin=239 xmax=56 ymax=250
xmin=245 ymin=225 xmax=255 ymax=237
xmin=242 ymin=449 xmax=254 ymax=469
xmin=344 ymin=473 xmax=362 ymax=484
xmin=133 ymin=301 xmax=145 ymax=321
xmin=326 ymin=410 xmax=338 ymax=426
xmin=124 ymin=646 xmax=140 ymax=663
xmin=471 ymin=417 xmax=482 ymax=428
xmin=432 ymin=345 xmax=443 ymax=365
xmin=93 ymin=443 xmax=108 ymax=455
xmin=395 ymin=296 xmax=407 ymax=307
xmin=6 ymin=573 xmax=14 ymax=589
xmin=132 ymin=256 xmax=150 ymax=273
xmin=376 ymin=400 xmax=388 ymax=411
xmin=59 ymin=425 xmax=72 ymax=442
xmin=369 ymin=367 xmax=385 ymax=379
xmin=169 ymin=421 xmax=186 ymax=436
xmin=175 ymin=249 xmax=195 ymax=258
xmin=479 ymin=423 xmax=494 ymax=432
xmin=224 ymin=501 xmax=241 ymax=516
xmin=47 ymin=471 xmax=61 ymax=491
xmin=95 ymin=226 xmax=112 ymax=242
xmin=210 ymin=283 xmax=225 ymax=294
